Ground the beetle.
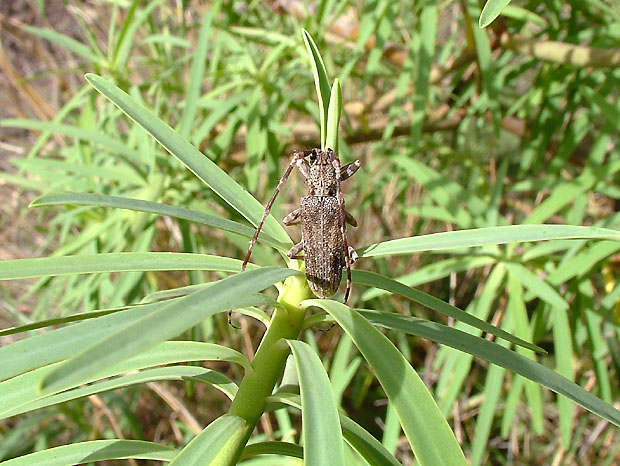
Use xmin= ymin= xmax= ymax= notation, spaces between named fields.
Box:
xmin=241 ymin=148 xmax=360 ymax=301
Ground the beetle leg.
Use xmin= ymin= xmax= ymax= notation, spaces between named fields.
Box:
xmin=287 ymin=241 xmax=304 ymax=259
xmin=348 ymin=246 xmax=359 ymax=264
xmin=345 ymin=210 xmax=357 ymax=227
xmin=241 ymin=150 xmax=306 ymax=273
xmin=283 ymin=207 xmax=302 ymax=225
xmin=340 ymin=160 xmax=361 ymax=181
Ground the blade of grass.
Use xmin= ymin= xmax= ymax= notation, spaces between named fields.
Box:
xmin=21 ymin=25 xmax=105 ymax=65
xmin=411 ymin=1 xmax=438 ymax=146
xmin=178 ymin=1 xmax=221 ymax=138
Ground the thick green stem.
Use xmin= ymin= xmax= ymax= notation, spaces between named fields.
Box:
xmin=212 ymin=268 xmax=312 ymax=465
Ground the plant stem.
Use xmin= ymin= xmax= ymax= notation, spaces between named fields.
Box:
xmin=212 ymin=269 xmax=312 ymax=465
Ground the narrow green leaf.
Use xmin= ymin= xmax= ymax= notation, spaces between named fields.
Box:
xmin=32 ymin=192 xmax=288 ymax=252
xmin=302 ymin=29 xmax=331 ymax=149
xmin=0 ymin=252 xmax=245 ymax=280
xmin=0 ymin=308 xmax=119 ymax=337
xmin=22 ymin=25 xmax=105 ymax=64
xmin=411 ymin=2 xmax=438 ymax=145
xmin=0 ymin=301 xmax=167 ymax=381
xmin=41 ymin=267 xmax=298 ymax=392
xmin=178 ymin=2 xmax=221 ymax=138
xmin=305 ymin=301 xmax=467 ymax=466
xmin=325 ymin=79 xmax=342 ymax=154
xmin=0 ymin=440 xmax=176 ymax=466
xmin=339 ymin=416 xmax=401 ymax=466
xmin=111 ymin=0 xmax=162 ymax=70
xmin=1 ymin=119 xmax=135 ymax=159
xmin=0 ymin=341 xmax=245 ymax=417
xmin=288 ymin=340 xmax=345 ymax=466
xmin=267 ymin=393 xmax=400 ymax=466
xmin=3 ymin=367 xmax=236 ymax=419
xmin=240 ymin=441 xmax=303 ymax=460
xmin=360 ymin=225 xmax=620 ymax=257
xmin=479 ymin=0 xmax=512 ymax=27
xmin=467 ymin=0 xmax=500 ymax=128
xmin=472 ymin=362 xmax=505 ymax=464
xmin=169 ymin=415 xmax=246 ymax=466
xmin=552 ymin=306 xmax=574 ymax=446
xmin=353 ymin=270 xmax=542 ymax=353
xmin=359 ymin=310 xmax=620 ymax=427
xmin=363 ymin=256 xmax=496 ymax=300
xmin=547 ymin=241 xmax=620 ymax=285
xmin=13 ymin=158 xmax=143 ymax=185
xmin=504 ymin=262 xmax=568 ymax=310
xmin=84 ymin=73 xmax=291 ymax=245
xmin=501 ymin=5 xmax=546 ymax=25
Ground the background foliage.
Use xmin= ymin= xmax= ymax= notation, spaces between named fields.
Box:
xmin=1 ymin=0 xmax=620 ymax=464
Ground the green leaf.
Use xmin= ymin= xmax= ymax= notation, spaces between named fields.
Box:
xmin=467 ymin=0 xmax=500 ymax=128
xmin=359 ymin=225 xmax=620 ymax=257
xmin=411 ymin=1 xmax=438 ymax=145
xmin=0 ymin=252 xmax=246 ymax=280
xmin=41 ymin=267 xmax=298 ymax=393
xmin=13 ymin=158 xmax=143 ymax=185
xmin=353 ymin=270 xmax=543 ymax=353
xmin=111 ymin=0 xmax=162 ymax=70
xmin=84 ymin=73 xmax=291 ymax=245
xmin=32 ymin=192 xmax=288 ymax=252
xmin=305 ymin=300 xmax=467 ymax=466
xmin=0 ymin=342 xmax=245 ymax=418
xmin=178 ymin=2 xmax=221 ymax=138
xmin=302 ymin=29 xmax=331 ymax=149
xmin=3 ymin=366 xmax=236 ymax=419
xmin=325 ymin=79 xmax=342 ymax=154
xmin=21 ymin=25 xmax=105 ymax=65
xmin=288 ymin=340 xmax=345 ymax=466
xmin=268 ymin=393 xmax=400 ymax=466
xmin=504 ymin=262 xmax=568 ymax=310
xmin=359 ymin=310 xmax=620 ymax=428
xmin=1 ymin=119 xmax=136 ymax=159
xmin=169 ymin=415 xmax=246 ymax=465
xmin=339 ymin=416 xmax=401 ymax=466
xmin=0 ymin=440 xmax=176 ymax=466
xmin=0 ymin=308 xmax=119 ymax=337
xmin=362 ymin=256 xmax=496 ymax=300
xmin=479 ymin=0 xmax=513 ymax=27
xmin=240 ymin=441 xmax=303 ymax=460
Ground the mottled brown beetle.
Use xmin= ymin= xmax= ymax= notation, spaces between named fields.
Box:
xmin=241 ymin=148 xmax=360 ymax=301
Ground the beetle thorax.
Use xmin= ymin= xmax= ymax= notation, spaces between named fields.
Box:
xmin=307 ymin=151 xmax=337 ymax=196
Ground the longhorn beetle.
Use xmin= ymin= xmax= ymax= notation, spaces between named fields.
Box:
xmin=241 ymin=148 xmax=360 ymax=301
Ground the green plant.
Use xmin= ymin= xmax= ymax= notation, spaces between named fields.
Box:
xmin=2 ymin=2 xmax=620 ymax=465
